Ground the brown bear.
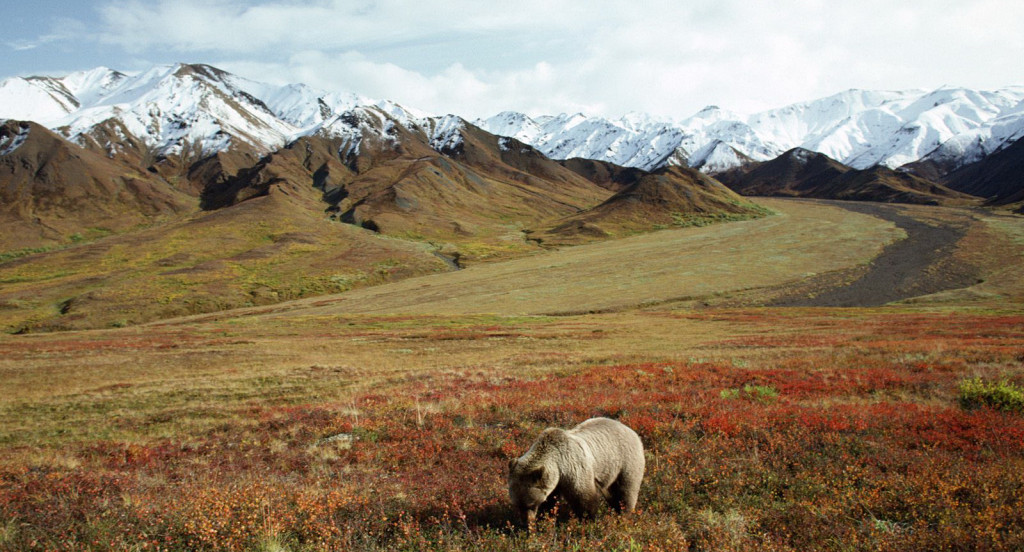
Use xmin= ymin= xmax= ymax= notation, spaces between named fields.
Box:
xmin=508 ymin=417 xmax=645 ymax=527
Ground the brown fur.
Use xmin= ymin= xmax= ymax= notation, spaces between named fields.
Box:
xmin=508 ymin=417 xmax=645 ymax=527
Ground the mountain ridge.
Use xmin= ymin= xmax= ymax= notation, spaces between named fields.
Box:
xmin=717 ymin=147 xmax=976 ymax=205
xmin=0 ymin=119 xmax=195 ymax=251
xmin=477 ymin=86 xmax=1024 ymax=175
xmin=1 ymin=62 xmax=1022 ymax=334
xmin=3 ymin=64 xmax=1022 ymax=179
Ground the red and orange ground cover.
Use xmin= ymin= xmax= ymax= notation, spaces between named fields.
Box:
xmin=1 ymin=310 xmax=1023 ymax=550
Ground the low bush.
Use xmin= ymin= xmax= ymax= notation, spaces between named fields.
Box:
xmin=959 ymin=378 xmax=1024 ymax=413
xmin=720 ymin=384 xmax=779 ymax=402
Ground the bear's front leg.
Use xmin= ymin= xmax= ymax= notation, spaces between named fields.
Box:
xmin=563 ymin=478 xmax=604 ymax=519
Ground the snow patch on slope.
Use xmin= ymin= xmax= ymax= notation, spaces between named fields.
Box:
xmin=428 ymin=115 xmax=465 ymax=153
xmin=318 ymin=107 xmax=399 ymax=161
xmin=0 ymin=123 xmax=31 ymax=156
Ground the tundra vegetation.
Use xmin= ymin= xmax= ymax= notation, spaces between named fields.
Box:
xmin=1 ymin=199 xmax=1023 ymax=551
xmin=1 ymin=309 xmax=1023 ymax=551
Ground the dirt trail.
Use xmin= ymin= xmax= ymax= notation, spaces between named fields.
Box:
xmin=772 ymin=201 xmax=980 ymax=307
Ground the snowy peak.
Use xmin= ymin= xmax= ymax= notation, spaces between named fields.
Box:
xmin=742 ymin=86 xmax=1024 ymax=171
xmin=479 ymin=85 xmax=1024 ymax=174
xmin=476 ymin=111 xmax=691 ymax=172
xmin=226 ymin=78 xmax=365 ymax=134
xmin=1 ymin=63 xmax=1022 ymax=178
xmin=314 ymin=105 xmax=399 ymax=165
xmin=59 ymin=67 xmax=129 ymax=106
xmin=480 ymin=111 xmax=544 ymax=145
xmin=427 ymin=114 xmax=466 ymax=154
xmin=476 ymin=108 xmax=776 ymax=173
xmin=0 ymin=63 xmax=452 ymax=166
xmin=688 ymin=140 xmax=751 ymax=174
xmin=21 ymin=62 xmax=302 ymax=158
xmin=0 ymin=76 xmax=80 ymax=124
xmin=682 ymin=105 xmax=743 ymax=126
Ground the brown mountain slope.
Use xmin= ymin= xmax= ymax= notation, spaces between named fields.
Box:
xmin=201 ymin=111 xmax=614 ymax=262
xmin=0 ymin=120 xmax=195 ymax=252
xmin=531 ymin=165 xmax=770 ymax=246
xmin=719 ymin=148 xmax=976 ymax=205
xmin=833 ymin=167 xmax=976 ymax=205
xmin=0 ymin=106 xmax=809 ymax=332
xmin=716 ymin=148 xmax=848 ymax=196
xmin=943 ymin=137 xmax=1024 ymax=209
xmin=199 ymin=134 xmax=357 ymax=211
xmin=558 ymin=157 xmax=648 ymax=193
xmin=341 ymin=122 xmax=612 ymax=241
xmin=0 ymin=173 xmax=449 ymax=333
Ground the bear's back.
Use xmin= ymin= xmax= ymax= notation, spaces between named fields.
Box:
xmin=569 ymin=418 xmax=643 ymax=461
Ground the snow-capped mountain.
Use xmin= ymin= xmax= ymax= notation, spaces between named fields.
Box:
xmin=0 ymin=63 xmax=439 ymax=162
xmin=0 ymin=64 xmax=296 ymax=157
xmin=478 ymin=87 xmax=1024 ymax=173
xmin=1 ymin=63 xmax=1022 ymax=176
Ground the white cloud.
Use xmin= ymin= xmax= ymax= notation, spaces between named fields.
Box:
xmin=94 ymin=0 xmax=592 ymax=54
xmin=8 ymin=41 xmax=39 ymax=52
xmin=62 ymin=0 xmax=1024 ymax=118
xmin=6 ymin=17 xmax=89 ymax=53
xmin=217 ymin=51 xmax=604 ymax=119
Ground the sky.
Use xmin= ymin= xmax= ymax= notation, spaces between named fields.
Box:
xmin=3 ymin=0 xmax=1024 ymax=119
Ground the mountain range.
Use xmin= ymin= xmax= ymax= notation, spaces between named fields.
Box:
xmin=3 ymin=64 xmax=1023 ymax=177
xmin=0 ymin=63 xmax=771 ymax=332
xmin=714 ymin=147 xmax=974 ymax=205
xmin=477 ymin=88 xmax=1024 ymax=174
xmin=0 ymin=62 xmax=1022 ymax=332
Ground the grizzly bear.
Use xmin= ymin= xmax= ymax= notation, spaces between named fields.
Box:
xmin=508 ymin=417 xmax=645 ymax=527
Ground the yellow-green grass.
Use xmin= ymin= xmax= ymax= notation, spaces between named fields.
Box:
xmin=0 ymin=196 xmax=897 ymax=334
xmin=227 ymin=198 xmax=904 ymax=318
xmin=0 ymin=194 xmax=451 ymax=333
xmin=9 ymin=196 xmax=1018 ymax=337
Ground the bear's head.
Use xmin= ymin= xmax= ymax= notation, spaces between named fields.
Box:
xmin=508 ymin=457 xmax=558 ymax=528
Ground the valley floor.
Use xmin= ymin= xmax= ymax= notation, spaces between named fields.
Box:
xmin=772 ymin=201 xmax=991 ymax=307
xmin=173 ymin=198 xmax=902 ymax=321
xmin=1 ymin=199 xmax=1023 ymax=550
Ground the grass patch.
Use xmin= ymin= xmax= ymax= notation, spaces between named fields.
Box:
xmin=720 ymin=384 xmax=779 ymax=402
xmin=670 ymin=203 xmax=774 ymax=228
xmin=288 ymin=199 xmax=902 ymax=317
xmin=959 ymin=378 xmax=1024 ymax=413
xmin=1 ymin=228 xmax=117 ymax=264
xmin=0 ymin=245 xmax=60 ymax=264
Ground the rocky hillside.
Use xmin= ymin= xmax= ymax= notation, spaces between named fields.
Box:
xmin=532 ymin=165 xmax=768 ymax=245
xmin=0 ymin=120 xmax=194 ymax=252
xmin=943 ymin=137 xmax=1024 ymax=209
xmin=718 ymin=148 xmax=976 ymax=205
